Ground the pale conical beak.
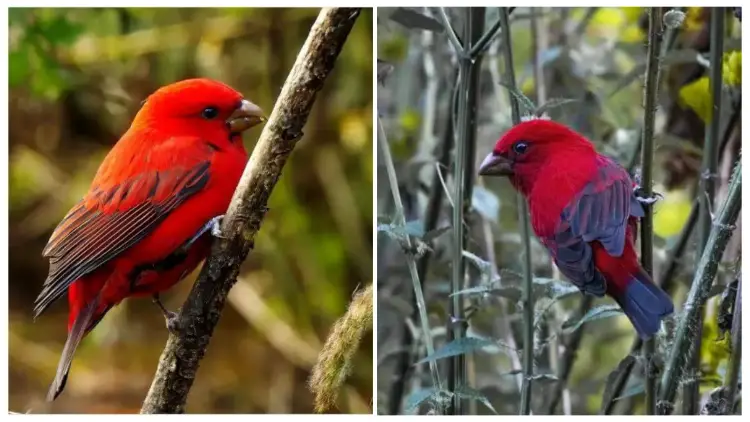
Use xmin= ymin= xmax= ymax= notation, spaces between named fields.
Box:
xmin=227 ymin=99 xmax=266 ymax=134
xmin=478 ymin=153 xmax=514 ymax=176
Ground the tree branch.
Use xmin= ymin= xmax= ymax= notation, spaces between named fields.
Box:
xmin=139 ymin=8 xmax=361 ymax=413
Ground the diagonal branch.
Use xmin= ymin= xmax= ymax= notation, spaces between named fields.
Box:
xmin=140 ymin=8 xmax=361 ymax=413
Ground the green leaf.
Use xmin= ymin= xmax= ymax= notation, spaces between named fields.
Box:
xmin=497 ymin=80 xmax=536 ymax=116
xmin=614 ymin=382 xmax=645 ymax=401
xmin=39 ymin=15 xmax=84 ymax=45
xmin=403 ymin=387 xmax=438 ymax=413
xmin=600 ymin=354 xmax=637 ymax=413
xmin=561 ymin=304 xmax=623 ymax=334
xmin=533 ymin=278 xmax=579 ymax=301
xmin=377 ymin=219 xmax=424 ymax=240
xmin=450 ymin=284 xmax=523 ymax=302
xmin=423 ymin=226 xmax=451 ymax=243
xmin=534 ymin=98 xmax=579 ymax=117
xmin=415 ymin=337 xmax=495 ymax=365
xmin=377 ymin=59 xmax=395 ymax=85
xmin=472 ymin=185 xmax=501 ymax=223
xmin=386 ymin=7 xmax=444 ymax=32
xmin=8 ymin=49 xmax=30 ymax=87
xmin=462 ymin=250 xmax=494 ymax=277
xmin=453 ymin=386 xmax=498 ymax=414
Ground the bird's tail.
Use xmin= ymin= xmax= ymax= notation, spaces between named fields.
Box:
xmin=47 ymin=297 xmax=99 ymax=401
xmin=614 ymin=271 xmax=674 ymax=339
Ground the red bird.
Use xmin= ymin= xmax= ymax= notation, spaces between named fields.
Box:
xmin=34 ymin=78 xmax=264 ymax=401
xmin=478 ymin=118 xmax=673 ymax=339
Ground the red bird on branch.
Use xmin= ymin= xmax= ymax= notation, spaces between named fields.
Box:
xmin=34 ymin=78 xmax=265 ymax=401
xmin=479 ymin=117 xmax=673 ymax=339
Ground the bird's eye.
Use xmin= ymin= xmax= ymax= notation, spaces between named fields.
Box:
xmin=513 ymin=141 xmax=529 ymax=154
xmin=202 ymin=106 xmax=219 ymax=119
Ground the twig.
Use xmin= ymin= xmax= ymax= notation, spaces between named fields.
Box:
xmin=499 ymin=7 xmax=535 ymax=415
xmin=378 ymin=117 xmax=444 ymax=403
xmin=139 ymin=8 xmax=361 ymax=413
xmin=309 ymin=284 xmax=373 ymax=413
xmin=437 ymin=8 xmax=464 ymax=56
xmin=658 ymin=159 xmax=742 ymax=414
xmin=446 ymin=8 xmax=485 ymax=415
xmin=640 ymin=7 xmax=663 ymax=416
xmin=683 ymin=8 xmax=725 ymax=414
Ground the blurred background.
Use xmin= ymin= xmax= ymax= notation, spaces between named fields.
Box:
xmin=376 ymin=7 xmax=741 ymax=415
xmin=8 ymin=7 xmax=373 ymax=413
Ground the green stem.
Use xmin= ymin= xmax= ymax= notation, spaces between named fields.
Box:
xmin=377 ymin=117 xmax=443 ymax=404
xmin=683 ymin=7 xmax=725 ymax=415
xmin=658 ymin=159 xmax=741 ymax=414
xmin=720 ymin=278 xmax=741 ymax=415
xmin=499 ymin=7 xmax=534 ymax=415
xmin=640 ymin=7 xmax=663 ymax=416
xmin=437 ymin=8 xmax=463 ymax=56
xmin=446 ymin=7 xmax=485 ymax=415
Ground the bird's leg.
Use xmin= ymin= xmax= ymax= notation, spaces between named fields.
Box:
xmin=152 ymin=294 xmax=180 ymax=334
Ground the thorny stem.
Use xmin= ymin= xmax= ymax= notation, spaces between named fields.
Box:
xmin=720 ymin=278 xmax=741 ymax=415
xmin=683 ymin=8 xmax=725 ymax=414
xmin=378 ymin=118 xmax=444 ymax=404
xmin=658 ymin=160 xmax=742 ymax=414
xmin=640 ymin=7 xmax=663 ymax=416
xmin=446 ymin=7 xmax=485 ymax=415
xmin=499 ymin=7 xmax=535 ymax=415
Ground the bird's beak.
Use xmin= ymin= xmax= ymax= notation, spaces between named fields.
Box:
xmin=227 ymin=99 xmax=266 ymax=134
xmin=478 ymin=153 xmax=514 ymax=176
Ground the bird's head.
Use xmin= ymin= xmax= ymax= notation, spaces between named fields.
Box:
xmin=478 ymin=117 xmax=595 ymax=194
xmin=133 ymin=78 xmax=265 ymax=141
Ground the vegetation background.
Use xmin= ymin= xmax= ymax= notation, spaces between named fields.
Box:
xmin=8 ymin=7 xmax=373 ymax=414
xmin=376 ymin=7 xmax=741 ymax=415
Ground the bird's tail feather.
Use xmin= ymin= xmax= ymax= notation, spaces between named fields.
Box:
xmin=47 ymin=297 xmax=99 ymax=402
xmin=615 ymin=272 xmax=674 ymax=339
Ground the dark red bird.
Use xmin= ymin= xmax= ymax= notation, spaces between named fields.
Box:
xmin=34 ymin=78 xmax=264 ymax=401
xmin=479 ymin=117 xmax=673 ymax=339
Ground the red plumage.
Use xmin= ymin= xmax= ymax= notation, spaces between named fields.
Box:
xmin=479 ymin=118 xmax=673 ymax=339
xmin=34 ymin=78 xmax=265 ymax=401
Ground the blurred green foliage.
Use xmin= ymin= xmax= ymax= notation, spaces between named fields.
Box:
xmin=8 ymin=7 xmax=372 ymax=414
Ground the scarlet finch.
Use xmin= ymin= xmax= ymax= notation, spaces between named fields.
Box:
xmin=479 ymin=118 xmax=673 ymax=339
xmin=34 ymin=78 xmax=264 ymax=401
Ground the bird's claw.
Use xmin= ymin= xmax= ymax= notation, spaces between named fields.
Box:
xmin=209 ymin=215 xmax=224 ymax=238
xmin=153 ymin=295 xmax=182 ymax=335
xmin=164 ymin=311 xmax=181 ymax=335
xmin=633 ymin=185 xmax=663 ymax=205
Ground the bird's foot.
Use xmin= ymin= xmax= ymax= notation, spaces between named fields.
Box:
xmin=633 ymin=185 xmax=663 ymax=205
xmin=152 ymin=295 xmax=181 ymax=335
xmin=180 ymin=215 xmax=226 ymax=252
xmin=208 ymin=215 xmax=224 ymax=238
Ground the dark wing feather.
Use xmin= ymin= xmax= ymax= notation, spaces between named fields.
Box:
xmin=545 ymin=156 xmax=641 ymax=295
xmin=34 ymin=162 xmax=210 ymax=318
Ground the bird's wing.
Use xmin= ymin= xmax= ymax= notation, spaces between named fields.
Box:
xmin=544 ymin=156 xmax=641 ymax=295
xmin=34 ymin=139 xmax=214 ymax=317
